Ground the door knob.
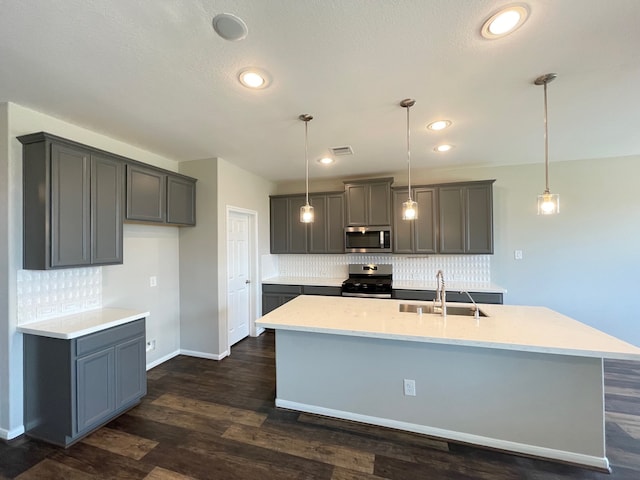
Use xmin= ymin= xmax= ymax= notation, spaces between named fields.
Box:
xmin=245 ymin=279 xmax=251 ymax=284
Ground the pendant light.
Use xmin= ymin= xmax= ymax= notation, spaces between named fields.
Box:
xmin=535 ymin=73 xmax=560 ymax=215
xmin=400 ymin=99 xmax=418 ymax=220
xmin=299 ymin=114 xmax=314 ymax=223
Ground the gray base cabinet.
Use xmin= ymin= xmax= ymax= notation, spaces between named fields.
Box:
xmin=23 ymin=319 xmax=146 ymax=447
xmin=262 ymin=284 xmax=342 ymax=315
xmin=392 ymin=289 xmax=503 ymax=304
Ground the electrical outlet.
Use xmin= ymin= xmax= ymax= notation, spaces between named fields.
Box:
xmin=149 ymin=276 xmax=157 ymax=287
xmin=403 ymin=379 xmax=416 ymax=396
xmin=514 ymin=250 xmax=523 ymax=260
xmin=146 ymin=339 xmax=156 ymax=352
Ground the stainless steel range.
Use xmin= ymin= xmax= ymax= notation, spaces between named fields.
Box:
xmin=341 ymin=263 xmax=392 ymax=298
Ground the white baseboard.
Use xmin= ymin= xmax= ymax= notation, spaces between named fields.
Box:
xmin=146 ymin=349 xmax=181 ymax=371
xmin=253 ymin=327 xmax=265 ymax=337
xmin=0 ymin=425 xmax=25 ymax=441
xmin=180 ymin=349 xmax=228 ymax=361
xmin=275 ymin=399 xmax=610 ymax=471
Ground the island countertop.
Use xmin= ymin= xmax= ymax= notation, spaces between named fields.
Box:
xmin=16 ymin=308 xmax=150 ymax=339
xmin=256 ymin=295 xmax=640 ymax=360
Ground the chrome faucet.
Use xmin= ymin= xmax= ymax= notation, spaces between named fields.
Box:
xmin=435 ymin=270 xmax=446 ymax=317
xmin=460 ymin=290 xmax=480 ymax=320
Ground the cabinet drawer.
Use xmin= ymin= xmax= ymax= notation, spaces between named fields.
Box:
xmin=262 ymin=284 xmax=303 ymax=295
xmin=76 ymin=319 xmax=145 ymax=357
xmin=302 ymin=286 xmax=342 ymax=296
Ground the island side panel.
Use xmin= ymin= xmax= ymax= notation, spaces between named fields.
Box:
xmin=274 ymin=330 xmax=605 ymax=464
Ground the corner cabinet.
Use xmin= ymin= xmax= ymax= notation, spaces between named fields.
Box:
xmin=439 ymin=181 xmax=494 ymax=254
xmin=392 ymin=187 xmax=437 ymax=254
xmin=23 ymin=319 xmax=146 ymax=447
xmin=19 ymin=132 xmax=124 ymax=269
xmin=270 ymin=192 xmax=344 ymax=254
xmin=126 ymin=167 xmax=196 ymax=226
xmin=344 ymin=178 xmax=393 ymax=226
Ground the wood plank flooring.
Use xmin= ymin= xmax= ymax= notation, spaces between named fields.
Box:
xmin=2 ymin=330 xmax=639 ymax=479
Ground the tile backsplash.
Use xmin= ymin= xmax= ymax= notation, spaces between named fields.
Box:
xmin=17 ymin=267 xmax=102 ymax=324
xmin=275 ymin=255 xmax=490 ymax=284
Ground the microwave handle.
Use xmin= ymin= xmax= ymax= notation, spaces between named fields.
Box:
xmin=380 ymin=231 xmax=384 ymax=248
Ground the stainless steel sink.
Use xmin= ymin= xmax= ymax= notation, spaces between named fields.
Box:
xmin=398 ymin=303 xmax=488 ymax=317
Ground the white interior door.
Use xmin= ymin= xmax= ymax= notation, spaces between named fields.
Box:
xmin=227 ymin=211 xmax=251 ymax=347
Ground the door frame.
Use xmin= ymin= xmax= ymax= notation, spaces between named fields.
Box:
xmin=224 ymin=206 xmax=261 ymax=353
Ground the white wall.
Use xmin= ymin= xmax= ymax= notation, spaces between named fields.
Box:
xmin=177 ymin=158 xmax=219 ymax=358
xmin=275 ymin=155 xmax=640 ymax=347
xmin=0 ymin=102 xmax=182 ymax=439
xmin=216 ymin=158 xmax=276 ymax=354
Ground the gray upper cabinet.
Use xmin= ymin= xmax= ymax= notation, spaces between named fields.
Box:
xmin=126 ymin=164 xmax=166 ymax=223
xmin=439 ymin=180 xmax=494 ymax=254
xmin=270 ymin=195 xmax=307 ymax=254
xmin=344 ymin=178 xmax=392 ymax=226
xmin=392 ymin=187 xmax=437 ymax=254
xmin=126 ymin=166 xmax=197 ymax=226
xmin=19 ymin=132 xmax=124 ymax=269
xmin=270 ymin=192 xmax=344 ymax=254
xmin=91 ymin=155 xmax=124 ymax=265
xmin=167 ymin=175 xmax=196 ymax=226
xmin=308 ymin=193 xmax=344 ymax=253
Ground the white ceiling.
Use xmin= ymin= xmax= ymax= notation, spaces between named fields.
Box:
xmin=1 ymin=0 xmax=639 ymax=182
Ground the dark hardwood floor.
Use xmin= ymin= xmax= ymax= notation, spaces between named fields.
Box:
xmin=2 ymin=330 xmax=639 ymax=479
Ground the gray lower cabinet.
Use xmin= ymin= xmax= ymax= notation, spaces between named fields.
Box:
xmin=262 ymin=284 xmax=342 ymax=314
xmin=392 ymin=187 xmax=437 ymax=254
xmin=18 ymin=132 xmax=124 ymax=269
xmin=23 ymin=319 xmax=146 ymax=447
xmin=392 ymin=289 xmax=503 ymax=304
xmin=344 ymin=178 xmax=393 ymax=226
xmin=439 ymin=181 xmax=494 ymax=254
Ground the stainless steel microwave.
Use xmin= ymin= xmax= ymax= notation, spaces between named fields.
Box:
xmin=344 ymin=226 xmax=392 ymax=253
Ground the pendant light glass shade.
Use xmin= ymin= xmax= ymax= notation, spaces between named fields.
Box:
xmin=535 ymin=73 xmax=559 ymax=215
xmin=299 ymin=114 xmax=314 ymax=223
xmin=400 ymin=98 xmax=417 ymax=221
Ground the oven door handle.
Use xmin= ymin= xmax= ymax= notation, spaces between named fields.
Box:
xmin=341 ymin=292 xmax=392 ymax=299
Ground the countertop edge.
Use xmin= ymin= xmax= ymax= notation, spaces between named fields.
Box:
xmin=255 ymin=321 xmax=639 ymax=361
xmin=17 ymin=309 xmax=150 ymax=339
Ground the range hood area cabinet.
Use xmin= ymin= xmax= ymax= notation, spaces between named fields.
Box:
xmin=270 ymin=192 xmax=344 ymax=254
xmin=439 ymin=181 xmax=494 ymax=254
xmin=19 ymin=132 xmax=124 ymax=269
xmin=344 ymin=178 xmax=393 ymax=226
xmin=126 ymin=166 xmax=196 ymax=226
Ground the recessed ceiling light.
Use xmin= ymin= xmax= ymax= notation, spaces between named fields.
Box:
xmin=427 ymin=120 xmax=452 ymax=131
xmin=481 ymin=4 xmax=529 ymax=39
xmin=238 ymin=68 xmax=271 ymax=89
xmin=434 ymin=144 xmax=454 ymax=153
xmin=212 ymin=13 xmax=248 ymax=41
xmin=317 ymin=157 xmax=335 ymax=165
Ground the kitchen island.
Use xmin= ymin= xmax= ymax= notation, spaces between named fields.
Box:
xmin=256 ymin=295 xmax=640 ymax=471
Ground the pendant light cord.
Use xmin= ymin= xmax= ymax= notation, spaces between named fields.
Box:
xmin=305 ymin=119 xmax=310 ymax=205
xmin=543 ymin=80 xmax=550 ymax=194
xmin=406 ymin=104 xmax=412 ymax=201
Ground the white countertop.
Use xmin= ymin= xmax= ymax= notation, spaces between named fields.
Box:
xmin=256 ymin=295 xmax=640 ymax=360
xmin=17 ymin=308 xmax=150 ymax=339
xmin=262 ymin=276 xmax=345 ymax=287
